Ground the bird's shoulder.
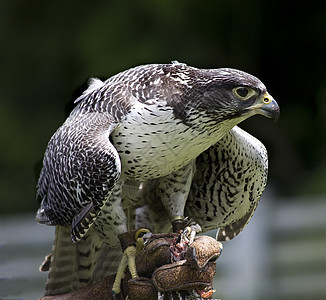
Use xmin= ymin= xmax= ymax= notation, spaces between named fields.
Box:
xmin=69 ymin=63 xmax=203 ymax=120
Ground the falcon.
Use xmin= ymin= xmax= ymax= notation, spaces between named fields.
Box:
xmin=36 ymin=61 xmax=279 ymax=296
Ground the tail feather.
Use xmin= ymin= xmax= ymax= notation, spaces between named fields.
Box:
xmin=44 ymin=225 xmax=122 ymax=296
xmin=45 ymin=226 xmax=79 ymax=295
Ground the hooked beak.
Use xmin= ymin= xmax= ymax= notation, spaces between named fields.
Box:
xmin=251 ymin=92 xmax=280 ymax=122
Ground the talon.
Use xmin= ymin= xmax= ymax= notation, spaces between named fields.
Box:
xmin=180 ymin=223 xmax=202 ymax=245
xmin=134 ymin=228 xmax=150 ymax=240
xmin=125 ymin=245 xmax=138 ymax=278
xmin=112 ymin=290 xmax=117 ymax=300
xmin=188 ymin=224 xmax=201 ymax=244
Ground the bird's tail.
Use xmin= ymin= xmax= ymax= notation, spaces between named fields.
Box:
xmin=42 ymin=225 xmax=122 ymax=296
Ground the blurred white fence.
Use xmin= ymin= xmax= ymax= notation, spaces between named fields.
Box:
xmin=1 ymin=192 xmax=326 ymax=300
xmin=267 ymin=194 xmax=326 ymax=300
xmin=0 ymin=214 xmax=54 ymax=300
xmin=214 ymin=191 xmax=326 ymax=300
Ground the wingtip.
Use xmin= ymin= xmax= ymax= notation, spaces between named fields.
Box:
xmin=71 ymin=202 xmax=99 ymax=243
xmin=35 ymin=207 xmax=52 ymax=225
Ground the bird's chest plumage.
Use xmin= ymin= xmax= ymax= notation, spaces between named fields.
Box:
xmin=111 ymin=102 xmax=222 ymax=181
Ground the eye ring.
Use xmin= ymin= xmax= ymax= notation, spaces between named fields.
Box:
xmin=233 ymin=87 xmax=255 ymax=100
xmin=263 ymin=97 xmax=271 ymax=104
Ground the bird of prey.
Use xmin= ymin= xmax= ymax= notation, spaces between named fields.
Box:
xmin=36 ymin=61 xmax=279 ymax=296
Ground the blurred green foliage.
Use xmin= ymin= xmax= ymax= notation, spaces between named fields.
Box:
xmin=0 ymin=0 xmax=325 ymax=213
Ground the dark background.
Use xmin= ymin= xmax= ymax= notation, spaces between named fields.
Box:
xmin=1 ymin=0 xmax=325 ymax=213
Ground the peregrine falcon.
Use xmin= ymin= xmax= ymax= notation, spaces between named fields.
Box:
xmin=36 ymin=61 xmax=279 ymax=295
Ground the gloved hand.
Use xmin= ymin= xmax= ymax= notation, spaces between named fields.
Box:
xmin=39 ymin=232 xmax=222 ymax=300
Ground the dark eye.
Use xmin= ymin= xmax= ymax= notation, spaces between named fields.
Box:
xmin=233 ymin=87 xmax=255 ymax=100
xmin=236 ymin=87 xmax=249 ymax=97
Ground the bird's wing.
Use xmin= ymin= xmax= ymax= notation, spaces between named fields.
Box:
xmin=185 ymin=125 xmax=268 ymax=241
xmin=36 ymin=111 xmax=122 ymax=242
xmin=43 ymin=225 xmax=122 ymax=296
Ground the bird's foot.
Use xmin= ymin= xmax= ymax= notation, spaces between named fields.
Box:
xmin=185 ymin=223 xmax=202 ymax=244
xmin=111 ymin=245 xmax=136 ymax=296
xmin=171 ymin=220 xmax=202 ymax=262
xmin=111 ymin=229 xmax=150 ymax=298
xmin=171 ymin=216 xmax=201 ymax=237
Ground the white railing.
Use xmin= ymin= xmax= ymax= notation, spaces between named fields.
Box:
xmin=214 ymin=191 xmax=326 ymax=300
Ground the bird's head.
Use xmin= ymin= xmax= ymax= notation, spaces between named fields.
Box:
xmin=186 ymin=68 xmax=280 ymax=127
